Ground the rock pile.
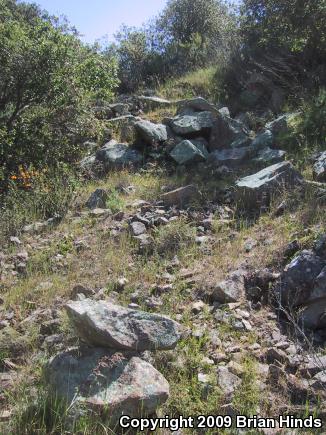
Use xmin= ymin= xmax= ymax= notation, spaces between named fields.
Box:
xmin=46 ymin=299 xmax=181 ymax=423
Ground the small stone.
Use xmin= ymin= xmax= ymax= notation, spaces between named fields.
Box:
xmin=198 ymin=373 xmax=210 ymax=384
xmin=130 ymin=221 xmax=147 ymax=236
xmin=192 ymin=301 xmax=206 ymax=314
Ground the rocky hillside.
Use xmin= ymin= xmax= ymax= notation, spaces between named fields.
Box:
xmin=0 ymin=94 xmax=326 ymax=433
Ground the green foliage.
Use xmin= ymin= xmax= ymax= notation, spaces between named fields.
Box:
xmin=110 ymin=0 xmax=238 ymax=92
xmin=302 ymin=89 xmax=326 ymax=146
xmin=0 ymin=0 xmax=119 ymax=181
xmin=241 ymin=0 xmax=326 ymax=58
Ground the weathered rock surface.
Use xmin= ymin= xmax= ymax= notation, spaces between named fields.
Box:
xmin=177 ymin=97 xmax=220 ymax=114
xmin=96 ymin=141 xmax=142 ymax=167
xmin=266 ymin=115 xmax=290 ymax=135
xmin=170 ymin=140 xmax=208 ymax=165
xmin=253 ymin=147 xmax=286 ymax=165
xmin=161 ymin=185 xmax=200 ymax=207
xmin=169 ymin=111 xmax=214 ymax=136
xmin=46 ymin=347 xmax=169 ymax=420
xmin=251 ymin=130 xmax=274 ymax=150
xmin=209 ymin=146 xmax=253 ymax=167
xmin=134 ymin=120 xmax=168 ymax=145
xmin=236 ymin=161 xmax=303 ymax=207
xmin=209 ymin=116 xmax=249 ymax=151
xmin=216 ymin=366 xmax=241 ymax=398
xmin=276 ymin=250 xmax=325 ymax=307
xmin=313 ymin=151 xmax=326 ymax=182
xmin=130 ymin=221 xmax=147 ymax=236
xmin=212 ymin=270 xmax=246 ymax=303
xmin=65 ymin=299 xmax=181 ymax=351
xmin=85 ymin=189 xmax=108 ymax=210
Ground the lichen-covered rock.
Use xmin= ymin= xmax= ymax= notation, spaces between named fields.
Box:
xmin=209 ymin=115 xmax=249 ymax=151
xmin=236 ymin=161 xmax=303 ymax=207
xmin=212 ymin=270 xmax=246 ymax=303
xmin=276 ymin=250 xmax=325 ymax=307
xmin=169 ymin=140 xmax=208 ymax=165
xmin=65 ymin=299 xmax=181 ymax=351
xmin=96 ymin=141 xmax=142 ymax=168
xmin=134 ymin=120 xmax=168 ymax=145
xmin=169 ymin=111 xmax=214 ymax=136
xmin=209 ymin=146 xmax=253 ymax=167
xmin=46 ymin=347 xmax=169 ymax=421
xmin=253 ymin=147 xmax=286 ymax=165
xmin=251 ymin=130 xmax=274 ymax=150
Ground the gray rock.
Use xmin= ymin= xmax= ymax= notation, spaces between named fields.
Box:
xmin=301 ymin=355 xmax=326 ymax=377
xmin=212 ymin=270 xmax=245 ymax=303
xmin=137 ymin=96 xmax=173 ymax=111
xmin=209 ymin=146 xmax=252 ymax=167
xmin=134 ymin=120 xmax=168 ymax=145
xmin=251 ymin=130 xmax=274 ymax=150
xmin=161 ymin=185 xmax=200 ymax=207
xmin=96 ymin=141 xmax=142 ymax=168
xmin=216 ymin=366 xmax=241 ymax=398
xmin=65 ymin=299 xmax=181 ymax=351
xmin=314 ymin=234 xmax=326 ymax=258
xmin=209 ymin=116 xmax=249 ymax=151
xmin=299 ymin=298 xmax=326 ymax=330
xmin=236 ymin=161 xmax=303 ymax=207
xmin=266 ymin=115 xmax=290 ymax=135
xmin=170 ymin=140 xmax=208 ymax=165
xmin=177 ymin=97 xmax=220 ymax=114
xmin=276 ymin=250 xmax=325 ymax=307
xmin=169 ymin=111 xmax=214 ymax=136
xmin=108 ymin=103 xmax=130 ymax=117
xmin=85 ymin=189 xmax=108 ymax=210
xmin=130 ymin=221 xmax=147 ymax=236
xmin=313 ymin=151 xmax=326 ymax=182
xmin=46 ymin=347 xmax=169 ymax=420
xmin=254 ymin=147 xmax=286 ymax=165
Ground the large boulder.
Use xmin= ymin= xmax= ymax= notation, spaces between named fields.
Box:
xmin=169 ymin=139 xmax=209 ymax=165
xmin=65 ymin=299 xmax=181 ymax=351
xmin=96 ymin=141 xmax=142 ymax=168
xmin=313 ymin=151 xmax=326 ymax=182
xmin=236 ymin=161 xmax=303 ymax=207
xmin=46 ymin=347 xmax=169 ymax=421
xmin=169 ymin=111 xmax=214 ymax=136
xmin=209 ymin=115 xmax=249 ymax=151
xmin=209 ymin=146 xmax=253 ymax=168
xmin=161 ymin=185 xmax=200 ymax=207
xmin=276 ymin=250 xmax=325 ymax=308
xmin=134 ymin=120 xmax=168 ymax=145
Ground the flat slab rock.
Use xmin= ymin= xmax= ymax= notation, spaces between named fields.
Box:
xmin=46 ymin=347 xmax=169 ymax=420
xmin=313 ymin=151 xmax=326 ymax=182
xmin=236 ymin=161 xmax=303 ymax=206
xmin=169 ymin=111 xmax=214 ymax=136
xmin=65 ymin=299 xmax=181 ymax=351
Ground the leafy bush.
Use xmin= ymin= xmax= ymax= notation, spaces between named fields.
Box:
xmin=0 ymin=0 xmax=119 ymax=184
xmin=110 ymin=0 xmax=238 ymax=92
